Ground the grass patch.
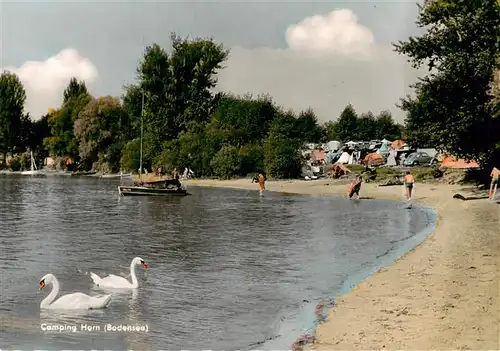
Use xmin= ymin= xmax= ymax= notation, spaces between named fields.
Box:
xmin=412 ymin=167 xmax=443 ymax=181
xmin=346 ymin=165 xmax=444 ymax=183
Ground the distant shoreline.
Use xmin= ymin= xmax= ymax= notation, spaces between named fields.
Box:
xmin=183 ymin=178 xmax=499 ymax=350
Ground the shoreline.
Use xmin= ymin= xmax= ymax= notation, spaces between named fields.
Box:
xmin=183 ymin=178 xmax=499 ymax=350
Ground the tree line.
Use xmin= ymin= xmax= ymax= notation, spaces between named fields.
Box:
xmin=1 ymin=0 xmax=499 ymax=178
xmin=0 ymin=34 xmax=402 ymax=179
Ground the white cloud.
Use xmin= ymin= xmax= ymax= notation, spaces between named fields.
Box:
xmin=285 ymin=9 xmax=375 ymax=58
xmin=217 ymin=9 xmax=425 ymax=123
xmin=1 ymin=48 xmax=98 ymax=119
xmin=3 ymin=9 xmax=423 ymax=124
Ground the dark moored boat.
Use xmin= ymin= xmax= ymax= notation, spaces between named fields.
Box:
xmin=117 ymin=92 xmax=189 ymax=197
xmin=118 ymin=176 xmax=189 ymax=197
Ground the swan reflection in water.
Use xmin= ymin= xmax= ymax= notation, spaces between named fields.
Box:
xmin=124 ymin=288 xmax=151 ymax=350
xmin=89 ymin=275 xmax=150 ymax=349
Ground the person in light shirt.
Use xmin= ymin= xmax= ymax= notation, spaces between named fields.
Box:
xmin=489 ymin=167 xmax=499 ymax=200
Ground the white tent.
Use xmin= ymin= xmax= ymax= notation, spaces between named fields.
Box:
xmin=386 ymin=149 xmax=397 ymax=166
xmin=337 ymin=152 xmax=351 ymax=164
xmin=381 ymin=139 xmax=392 ymax=144
xmin=324 ymin=141 xmax=341 ymax=151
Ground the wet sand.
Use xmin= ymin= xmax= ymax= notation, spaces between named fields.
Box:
xmin=184 ymin=178 xmax=500 ymax=350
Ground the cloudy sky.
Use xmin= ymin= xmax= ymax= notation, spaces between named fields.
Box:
xmin=0 ymin=1 xmax=425 ymax=122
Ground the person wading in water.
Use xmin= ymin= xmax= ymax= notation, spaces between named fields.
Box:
xmin=348 ymin=175 xmax=362 ymax=199
xmin=489 ymin=166 xmax=499 ymax=200
xmin=257 ymin=170 xmax=266 ymax=194
xmin=404 ymin=171 xmax=415 ymax=200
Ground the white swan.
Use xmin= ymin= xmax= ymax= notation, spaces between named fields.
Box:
xmin=39 ymin=274 xmax=111 ymax=310
xmin=90 ymin=257 xmax=148 ymax=289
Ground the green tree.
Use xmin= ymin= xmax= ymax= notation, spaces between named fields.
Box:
xmin=169 ymin=33 xmax=229 ymax=130
xmin=356 ymin=112 xmax=376 ymax=141
xmin=64 ymin=78 xmax=89 ymax=104
xmin=374 ymin=110 xmax=402 ymax=140
xmin=154 ymin=121 xmax=225 ymax=177
xmin=210 ymin=144 xmax=241 ymax=179
xmin=324 ymin=121 xmax=340 ymax=141
xmin=395 ymin=0 xmax=500 ymax=164
xmin=238 ymin=142 xmax=264 ymax=176
xmin=125 ymin=34 xmax=229 ymax=163
xmin=44 ymin=78 xmax=91 ymax=158
xmin=121 ymin=84 xmax=143 ymax=139
xmin=335 ymin=104 xmax=358 ymax=142
xmin=120 ymin=138 xmax=142 ymax=172
xmin=264 ymin=132 xmax=303 ymax=179
xmin=294 ymin=108 xmax=323 ymax=143
xmin=0 ymin=71 xmax=26 ymax=162
xmin=30 ymin=115 xmax=51 ymax=158
xmin=18 ymin=114 xmax=34 ymax=153
xmin=213 ymin=94 xmax=277 ymax=146
xmin=74 ymin=96 xmax=130 ymax=171
xmin=263 ymin=112 xmax=303 ymax=179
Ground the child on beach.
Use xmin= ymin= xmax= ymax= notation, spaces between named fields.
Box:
xmin=348 ymin=175 xmax=362 ymax=199
xmin=403 ymin=171 xmax=415 ymax=200
xmin=489 ymin=167 xmax=499 ymax=200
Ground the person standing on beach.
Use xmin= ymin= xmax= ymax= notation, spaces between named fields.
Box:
xmin=403 ymin=171 xmax=415 ymax=200
xmin=489 ymin=167 xmax=499 ymax=199
xmin=348 ymin=175 xmax=362 ymax=199
xmin=258 ymin=171 xmax=266 ymax=194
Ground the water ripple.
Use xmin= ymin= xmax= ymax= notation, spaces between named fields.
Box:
xmin=0 ymin=175 xmax=433 ymax=350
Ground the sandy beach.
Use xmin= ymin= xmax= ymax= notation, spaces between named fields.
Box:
xmin=183 ymin=178 xmax=500 ymax=350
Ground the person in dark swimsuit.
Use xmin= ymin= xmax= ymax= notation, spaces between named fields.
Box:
xmin=404 ymin=171 xmax=415 ymax=200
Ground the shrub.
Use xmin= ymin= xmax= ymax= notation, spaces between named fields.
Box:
xmin=264 ymin=134 xmax=303 ymax=179
xmin=10 ymin=158 xmax=21 ymax=171
xmin=210 ymin=145 xmax=241 ymax=179
xmin=120 ymin=139 xmax=142 ymax=172
xmin=238 ymin=143 xmax=264 ymax=176
xmin=413 ymin=166 xmax=443 ymax=181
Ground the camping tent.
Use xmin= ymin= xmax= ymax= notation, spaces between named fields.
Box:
xmin=311 ymin=150 xmax=326 ymax=162
xmin=364 ymin=152 xmax=385 ymax=166
xmin=391 ymin=140 xmax=406 ymax=150
xmin=325 ymin=151 xmax=340 ymax=164
xmin=378 ymin=142 xmax=389 ymax=153
xmin=324 ymin=141 xmax=341 ymax=151
xmin=440 ymin=156 xmax=480 ymax=169
xmin=337 ymin=152 xmax=351 ymax=164
xmin=386 ymin=149 xmax=397 ymax=166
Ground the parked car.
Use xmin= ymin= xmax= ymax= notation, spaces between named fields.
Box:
xmin=403 ymin=152 xmax=434 ymax=166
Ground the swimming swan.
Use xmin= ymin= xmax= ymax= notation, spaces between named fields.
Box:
xmin=39 ymin=274 xmax=111 ymax=310
xmin=90 ymin=257 xmax=148 ymax=289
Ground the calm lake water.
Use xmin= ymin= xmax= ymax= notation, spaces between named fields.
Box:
xmin=0 ymin=175 xmax=435 ymax=350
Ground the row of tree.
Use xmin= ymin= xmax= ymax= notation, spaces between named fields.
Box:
xmin=324 ymin=104 xmax=403 ymax=142
xmin=0 ymin=33 xmax=402 ymax=178
xmin=1 ymin=0 xmax=499 ymax=178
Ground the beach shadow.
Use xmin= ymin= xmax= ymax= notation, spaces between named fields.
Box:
xmin=453 ymin=193 xmax=489 ymax=201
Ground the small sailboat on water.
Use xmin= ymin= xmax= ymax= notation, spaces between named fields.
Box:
xmin=21 ymin=151 xmax=43 ymax=176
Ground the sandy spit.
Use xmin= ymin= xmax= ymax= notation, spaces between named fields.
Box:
xmin=183 ymin=178 xmax=500 ymax=350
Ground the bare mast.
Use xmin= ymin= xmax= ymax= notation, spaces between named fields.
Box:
xmin=139 ymin=91 xmax=144 ymax=181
